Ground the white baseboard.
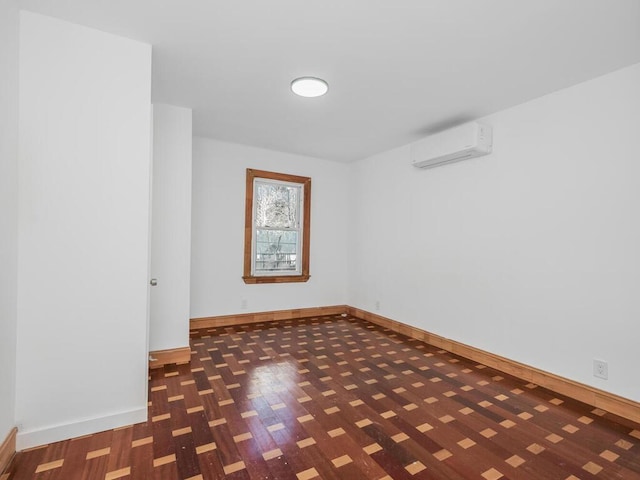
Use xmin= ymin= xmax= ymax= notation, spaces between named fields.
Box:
xmin=16 ymin=407 xmax=147 ymax=451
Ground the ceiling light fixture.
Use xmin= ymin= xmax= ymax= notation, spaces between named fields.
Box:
xmin=291 ymin=77 xmax=329 ymax=98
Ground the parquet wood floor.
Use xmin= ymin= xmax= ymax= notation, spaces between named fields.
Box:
xmin=5 ymin=314 xmax=640 ymax=479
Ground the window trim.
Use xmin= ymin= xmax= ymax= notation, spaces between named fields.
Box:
xmin=243 ymin=168 xmax=311 ymax=284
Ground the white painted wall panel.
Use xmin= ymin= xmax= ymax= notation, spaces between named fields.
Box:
xmin=190 ymin=138 xmax=349 ymax=318
xmin=16 ymin=11 xmax=152 ymax=448
xmin=0 ymin=0 xmax=19 ymax=441
xmin=348 ymin=63 xmax=640 ymax=402
xmin=150 ymin=104 xmax=192 ymax=351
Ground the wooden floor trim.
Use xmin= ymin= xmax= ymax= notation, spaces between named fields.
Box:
xmin=347 ymin=306 xmax=640 ymax=424
xmin=0 ymin=427 xmax=17 ymax=475
xmin=149 ymin=346 xmax=191 ymax=369
xmin=190 ymin=305 xmax=348 ymax=329
xmin=188 ymin=304 xmax=640 ymax=424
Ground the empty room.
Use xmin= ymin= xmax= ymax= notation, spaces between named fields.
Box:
xmin=1 ymin=1 xmax=640 ymax=479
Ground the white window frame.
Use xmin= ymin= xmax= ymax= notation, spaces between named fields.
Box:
xmin=251 ymin=177 xmax=304 ymax=277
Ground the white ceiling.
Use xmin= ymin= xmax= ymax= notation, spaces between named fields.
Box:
xmin=19 ymin=0 xmax=640 ymax=162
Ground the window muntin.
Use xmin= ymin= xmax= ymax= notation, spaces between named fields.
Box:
xmin=243 ymin=169 xmax=311 ymax=284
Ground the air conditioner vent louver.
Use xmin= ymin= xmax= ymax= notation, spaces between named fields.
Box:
xmin=411 ymin=122 xmax=493 ymax=169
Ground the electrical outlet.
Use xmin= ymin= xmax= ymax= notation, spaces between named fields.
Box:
xmin=375 ymin=300 xmax=380 ymax=311
xmin=593 ymin=359 xmax=608 ymax=380
xmin=241 ymin=298 xmax=248 ymax=310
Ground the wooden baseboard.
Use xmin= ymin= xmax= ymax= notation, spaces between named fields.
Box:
xmin=149 ymin=346 xmax=191 ymax=369
xmin=187 ymin=303 xmax=640 ymax=424
xmin=347 ymin=306 xmax=640 ymax=425
xmin=0 ymin=427 xmax=17 ymax=474
xmin=190 ymin=305 xmax=348 ymax=330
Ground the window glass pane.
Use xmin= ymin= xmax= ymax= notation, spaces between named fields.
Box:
xmin=255 ymin=229 xmax=298 ymax=273
xmin=255 ymin=182 xmax=299 ymax=229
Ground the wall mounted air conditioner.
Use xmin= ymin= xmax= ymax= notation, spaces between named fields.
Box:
xmin=411 ymin=122 xmax=493 ymax=169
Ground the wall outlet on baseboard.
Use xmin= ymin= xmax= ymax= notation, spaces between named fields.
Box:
xmin=593 ymin=359 xmax=608 ymax=380
xmin=241 ymin=298 xmax=248 ymax=309
xmin=375 ymin=300 xmax=380 ymax=311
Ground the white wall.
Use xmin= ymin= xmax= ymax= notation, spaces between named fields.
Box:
xmin=150 ymin=104 xmax=192 ymax=351
xmin=0 ymin=0 xmax=19 ymax=443
xmin=348 ymin=62 xmax=640 ymax=403
xmin=16 ymin=12 xmax=152 ymax=449
xmin=191 ymin=138 xmax=349 ymax=318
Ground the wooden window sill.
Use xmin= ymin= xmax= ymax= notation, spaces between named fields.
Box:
xmin=242 ymin=275 xmax=310 ymax=284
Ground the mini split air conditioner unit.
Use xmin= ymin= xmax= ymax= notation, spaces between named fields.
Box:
xmin=411 ymin=121 xmax=493 ymax=169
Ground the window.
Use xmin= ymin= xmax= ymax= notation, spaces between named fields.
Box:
xmin=243 ymin=169 xmax=311 ymax=284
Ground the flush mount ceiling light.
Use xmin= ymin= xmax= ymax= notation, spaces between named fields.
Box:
xmin=291 ymin=77 xmax=329 ymax=98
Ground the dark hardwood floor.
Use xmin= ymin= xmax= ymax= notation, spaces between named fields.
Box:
xmin=5 ymin=314 xmax=640 ymax=479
